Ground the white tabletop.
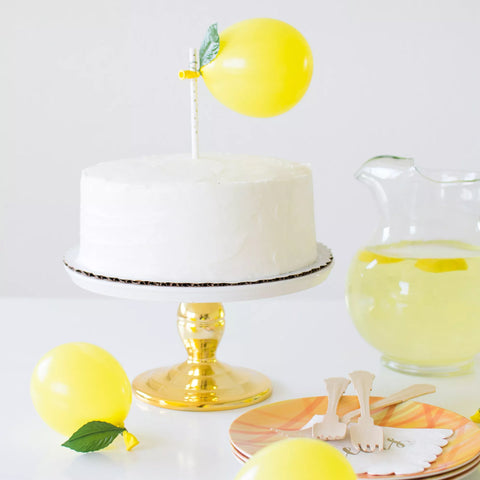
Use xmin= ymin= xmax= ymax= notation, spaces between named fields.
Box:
xmin=2 ymin=296 xmax=480 ymax=480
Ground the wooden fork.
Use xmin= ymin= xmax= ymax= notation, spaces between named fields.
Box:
xmin=313 ymin=377 xmax=350 ymax=440
xmin=349 ymin=370 xmax=384 ymax=452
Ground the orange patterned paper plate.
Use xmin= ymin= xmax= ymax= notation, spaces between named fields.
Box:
xmin=229 ymin=396 xmax=480 ymax=479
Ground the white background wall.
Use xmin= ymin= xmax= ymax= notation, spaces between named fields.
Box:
xmin=2 ymin=0 xmax=480 ymax=298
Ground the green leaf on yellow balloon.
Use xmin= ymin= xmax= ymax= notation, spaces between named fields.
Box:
xmin=199 ymin=23 xmax=220 ymax=69
xmin=62 ymin=421 xmax=126 ymax=453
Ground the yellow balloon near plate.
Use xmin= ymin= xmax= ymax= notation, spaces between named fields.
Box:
xmin=31 ymin=342 xmax=132 ymax=436
xmin=201 ymin=18 xmax=313 ymax=117
xmin=235 ymin=438 xmax=356 ymax=480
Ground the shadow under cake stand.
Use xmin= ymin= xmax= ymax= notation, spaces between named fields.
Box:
xmin=64 ymin=243 xmax=333 ymax=411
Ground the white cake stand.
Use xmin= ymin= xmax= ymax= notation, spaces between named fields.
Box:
xmin=64 ymin=243 xmax=333 ymax=411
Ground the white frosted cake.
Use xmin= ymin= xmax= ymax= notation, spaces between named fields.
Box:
xmin=74 ymin=153 xmax=318 ymax=283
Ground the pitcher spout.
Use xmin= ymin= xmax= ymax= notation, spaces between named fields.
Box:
xmin=355 ymin=155 xmax=415 ymax=183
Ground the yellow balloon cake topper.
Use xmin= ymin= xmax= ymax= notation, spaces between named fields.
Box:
xmin=180 ymin=19 xmax=313 ymax=118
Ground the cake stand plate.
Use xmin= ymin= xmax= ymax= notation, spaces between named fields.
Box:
xmin=64 ymin=243 xmax=333 ymax=303
xmin=64 ymin=244 xmax=333 ymax=411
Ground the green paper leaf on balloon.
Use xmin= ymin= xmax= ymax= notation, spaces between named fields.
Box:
xmin=62 ymin=421 xmax=126 ymax=453
xmin=199 ymin=23 xmax=220 ymax=69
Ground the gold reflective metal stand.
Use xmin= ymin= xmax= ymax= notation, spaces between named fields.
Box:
xmin=132 ymin=302 xmax=272 ymax=411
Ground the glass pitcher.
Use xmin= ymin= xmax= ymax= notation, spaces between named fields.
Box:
xmin=346 ymin=155 xmax=480 ymax=376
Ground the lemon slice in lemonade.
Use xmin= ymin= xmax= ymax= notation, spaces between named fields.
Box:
xmin=414 ymin=258 xmax=468 ymax=273
xmin=358 ymin=250 xmax=404 ymax=264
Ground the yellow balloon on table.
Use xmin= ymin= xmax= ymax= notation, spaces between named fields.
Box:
xmin=201 ymin=18 xmax=313 ymax=117
xmin=31 ymin=342 xmax=132 ymax=436
xmin=235 ymin=438 xmax=356 ymax=480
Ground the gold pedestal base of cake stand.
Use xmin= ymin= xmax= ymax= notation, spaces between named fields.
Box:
xmin=64 ymin=243 xmax=333 ymax=411
xmin=132 ymin=302 xmax=272 ymax=411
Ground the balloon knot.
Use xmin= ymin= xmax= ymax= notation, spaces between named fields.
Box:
xmin=178 ymin=70 xmax=200 ymax=80
xmin=123 ymin=430 xmax=139 ymax=451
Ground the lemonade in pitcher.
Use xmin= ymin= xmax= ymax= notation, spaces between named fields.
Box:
xmin=347 ymin=240 xmax=480 ymax=372
xmin=346 ymin=156 xmax=480 ymax=375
